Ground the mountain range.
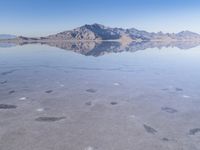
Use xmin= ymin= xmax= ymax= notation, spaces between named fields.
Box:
xmin=46 ymin=23 xmax=200 ymax=41
xmin=1 ymin=23 xmax=200 ymax=42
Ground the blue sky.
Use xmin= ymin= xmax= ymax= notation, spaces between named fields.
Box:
xmin=0 ymin=0 xmax=200 ymax=36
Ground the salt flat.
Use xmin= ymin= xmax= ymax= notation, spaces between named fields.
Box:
xmin=0 ymin=43 xmax=200 ymax=150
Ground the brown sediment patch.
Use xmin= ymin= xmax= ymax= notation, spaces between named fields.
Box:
xmin=161 ymin=107 xmax=178 ymax=114
xmin=35 ymin=116 xmax=66 ymax=122
xmin=143 ymin=124 xmax=157 ymax=134
xmin=0 ymin=104 xmax=17 ymax=109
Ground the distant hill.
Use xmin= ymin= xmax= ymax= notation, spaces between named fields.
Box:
xmin=0 ymin=34 xmax=17 ymax=40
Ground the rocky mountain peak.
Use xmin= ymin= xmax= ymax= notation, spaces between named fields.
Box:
xmin=2 ymin=24 xmax=200 ymax=42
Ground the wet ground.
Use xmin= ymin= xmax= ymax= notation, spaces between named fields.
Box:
xmin=0 ymin=44 xmax=200 ymax=150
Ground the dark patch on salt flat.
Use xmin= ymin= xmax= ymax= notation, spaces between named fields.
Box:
xmin=0 ymin=104 xmax=17 ymax=109
xmin=189 ymin=128 xmax=200 ymax=135
xmin=8 ymin=90 xmax=15 ymax=94
xmin=71 ymin=67 xmax=103 ymax=71
xmin=0 ymin=80 xmax=7 ymax=84
xmin=1 ymin=70 xmax=17 ymax=76
xmin=86 ymin=89 xmax=97 ymax=93
xmin=161 ymin=107 xmax=178 ymax=114
xmin=64 ymin=71 xmax=70 ymax=74
xmin=161 ymin=88 xmax=169 ymax=91
xmin=35 ymin=117 xmax=66 ymax=122
xmin=85 ymin=101 xmax=92 ymax=106
xmin=143 ymin=124 xmax=157 ymax=134
xmin=161 ymin=87 xmax=183 ymax=92
xmin=45 ymin=90 xmax=53 ymax=94
xmin=175 ymin=88 xmax=183 ymax=92
xmin=110 ymin=102 xmax=118 ymax=105
xmin=162 ymin=137 xmax=170 ymax=141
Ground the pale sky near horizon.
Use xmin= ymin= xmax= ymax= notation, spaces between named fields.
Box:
xmin=0 ymin=0 xmax=200 ymax=36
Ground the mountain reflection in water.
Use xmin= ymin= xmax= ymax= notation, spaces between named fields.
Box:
xmin=0 ymin=40 xmax=200 ymax=56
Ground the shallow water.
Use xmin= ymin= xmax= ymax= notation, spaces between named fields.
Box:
xmin=0 ymin=42 xmax=200 ymax=150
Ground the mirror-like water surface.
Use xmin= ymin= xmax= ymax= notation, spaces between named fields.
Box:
xmin=0 ymin=42 xmax=200 ymax=150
